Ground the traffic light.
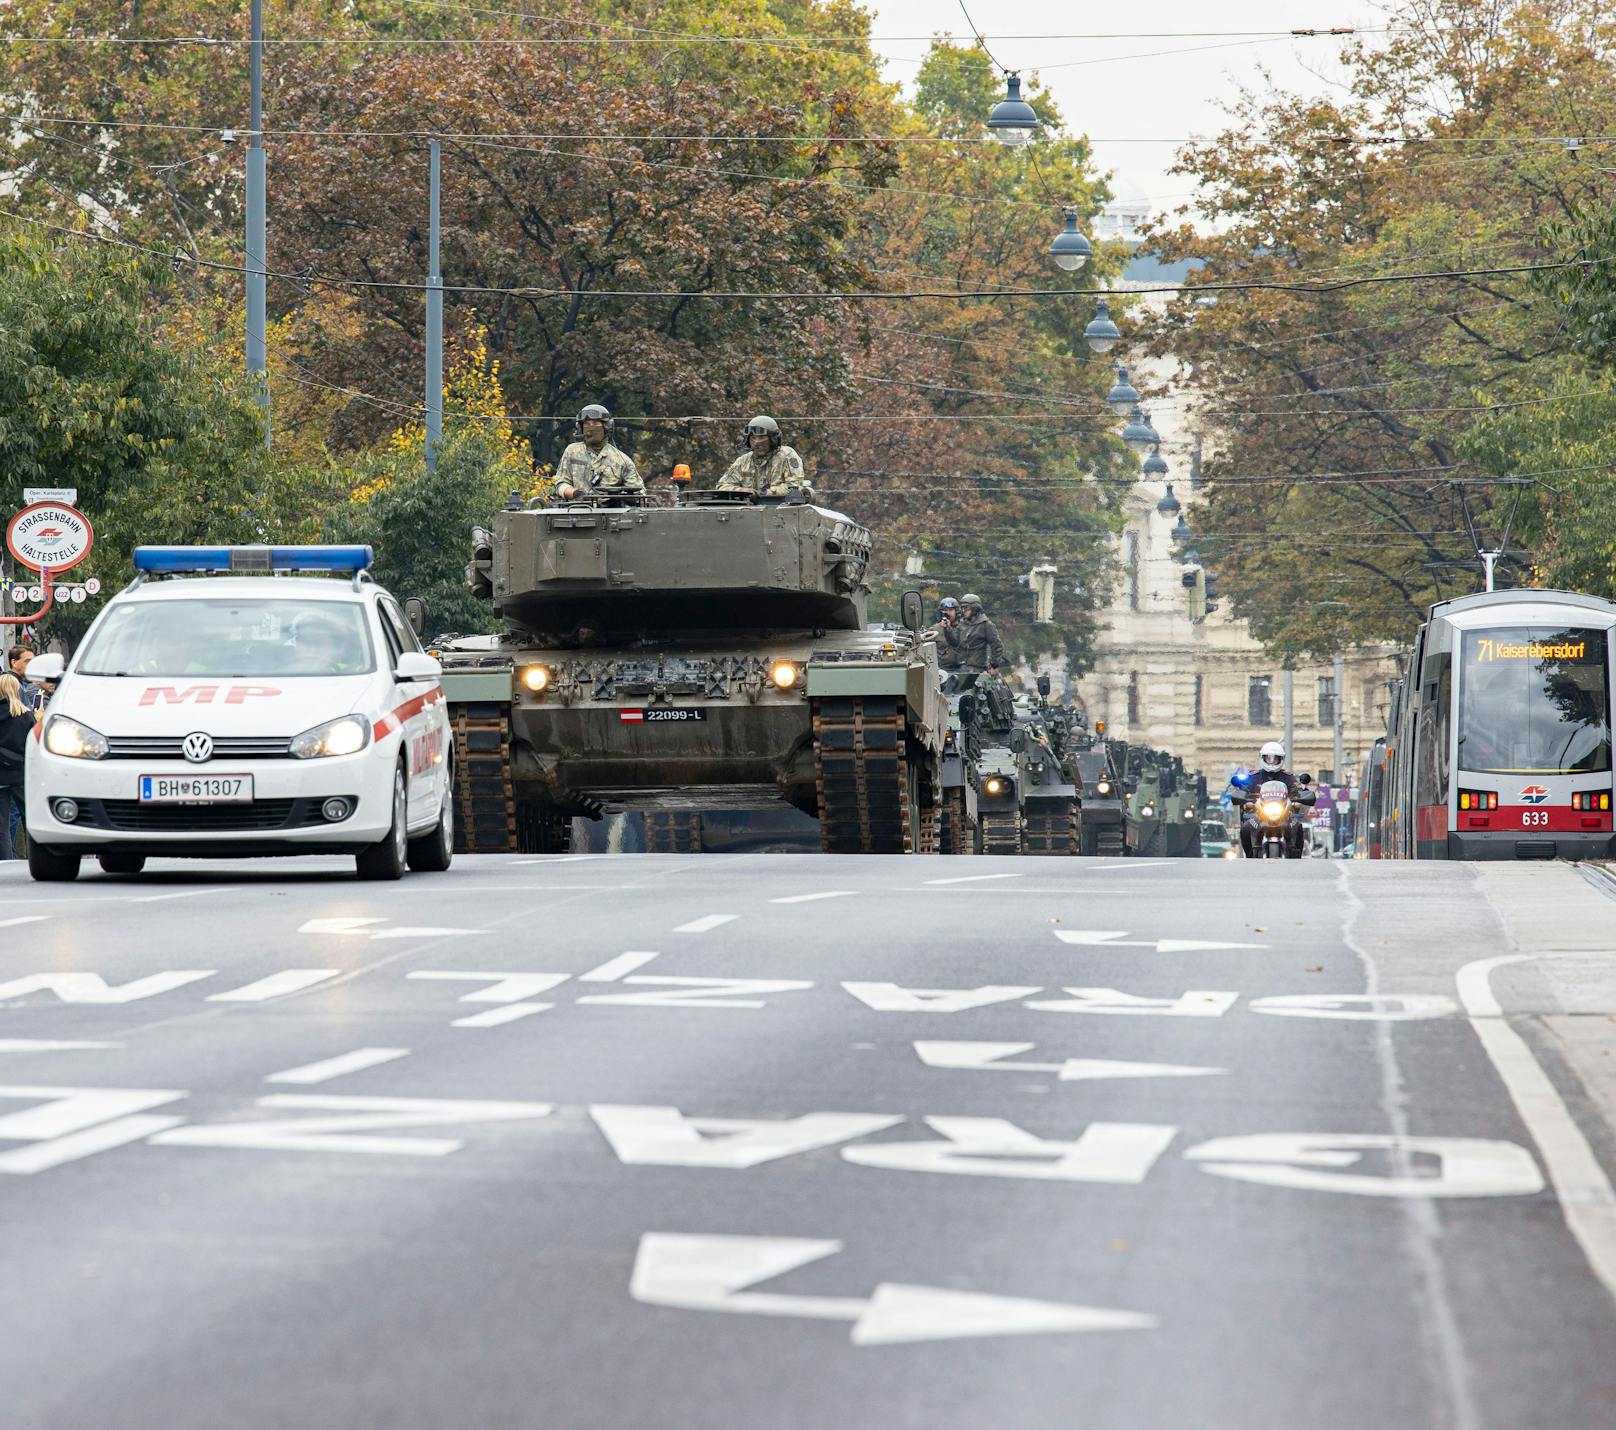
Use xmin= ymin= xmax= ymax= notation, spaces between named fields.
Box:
xmin=1181 ymin=564 xmax=1206 ymax=622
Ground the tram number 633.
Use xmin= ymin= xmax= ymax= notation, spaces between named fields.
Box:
xmin=1521 ymin=810 xmax=1550 ymax=827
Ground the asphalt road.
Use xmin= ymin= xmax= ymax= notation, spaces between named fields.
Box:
xmin=2 ymin=851 xmax=1615 ymax=1430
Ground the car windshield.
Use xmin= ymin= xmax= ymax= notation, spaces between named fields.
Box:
xmin=78 ymin=599 xmax=375 ymax=678
xmin=1457 ymin=625 xmax=1611 ymax=775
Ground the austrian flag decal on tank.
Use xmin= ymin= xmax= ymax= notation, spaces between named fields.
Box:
xmin=1519 ymin=785 xmax=1550 ymax=804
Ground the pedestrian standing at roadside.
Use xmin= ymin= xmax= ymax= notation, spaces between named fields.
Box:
xmin=0 ymin=674 xmax=33 ymax=859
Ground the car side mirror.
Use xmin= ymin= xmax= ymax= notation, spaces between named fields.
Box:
xmin=25 ymin=653 xmax=65 ymax=683
xmin=394 ymin=651 xmax=441 ymax=683
xmin=899 ymin=590 xmax=924 ymax=634
xmin=403 ymin=597 xmax=428 ymax=637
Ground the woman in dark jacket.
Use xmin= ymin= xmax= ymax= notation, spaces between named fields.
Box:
xmin=0 ymin=674 xmax=35 ymax=859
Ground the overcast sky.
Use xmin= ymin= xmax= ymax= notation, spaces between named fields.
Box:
xmin=864 ymin=1 xmax=1386 ymax=218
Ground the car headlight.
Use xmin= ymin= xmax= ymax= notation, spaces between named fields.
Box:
xmin=1222 ymin=847 xmax=1239 ymax=859
xmin=291 ymin=714 xmax=372 ymax=759
xmin=43 ymin=715 xmax=109 ymax=760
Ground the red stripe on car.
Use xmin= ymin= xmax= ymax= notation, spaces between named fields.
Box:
xmin=374 ymin=684 xmax=444 ymax=739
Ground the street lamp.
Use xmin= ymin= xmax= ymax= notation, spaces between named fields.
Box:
xmin=1050 ymin=207 xmax=1092 ymax=272
xmin=1142 ymin=443 xmax=1169 ymax=479
xmin=1155 ymin=482 xmax=1180 ymax=515
xmin=987 ymin=73 xmax=1040 ymax=147
xmin=1171 ymin=513 xmax=1192 ymax=547
xmin=1084 ymin=298 xmax=1120 ymax=354
xmin=1106 ymin=366 xmax=1140 ymax=415
xmin=1120 ymin=404 xmax=1155 ymax=454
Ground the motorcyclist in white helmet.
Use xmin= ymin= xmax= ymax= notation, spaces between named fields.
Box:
xmin=1229 ymin=741 xmax=1309 ymax=858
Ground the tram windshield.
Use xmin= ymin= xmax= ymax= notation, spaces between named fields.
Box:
xmin=1457 ymin=626 xmax=1611 ymax=774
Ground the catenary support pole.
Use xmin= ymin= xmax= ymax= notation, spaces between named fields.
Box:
xmin=1283 ymin=667 xmax=1294 ymax=761
xmin=246 ymin=0 xmax=269 ymax=445
xmin=1332 ymin=652 xmax=1345 ymax=784
xmin=426 ymin=140 xmax=443 ymax=473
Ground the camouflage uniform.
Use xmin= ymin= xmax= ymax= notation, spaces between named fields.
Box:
xmin=552 ymin=440 xmax=643 ymax=500
xmin=930 ymin=619 xmax=964 ymax=671
xmin=954 ymin=611 xmax=1005 ymax=672
xmin=717 ymin=444 xmax=808 ymax=498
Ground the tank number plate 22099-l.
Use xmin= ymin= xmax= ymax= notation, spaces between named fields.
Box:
xmin=620 ymin=708 xmax=706 ymax=723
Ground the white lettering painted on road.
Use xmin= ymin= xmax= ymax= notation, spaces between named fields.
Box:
xmin=299 ymin=917 xmax=388 ymax=934
xmin=579 ymin=952 xmax=661 ymax=982
xmin=1250 ymin=993 xmax=1458 ymax=1021
xmin=207 ymin=969 xmax=342 ymax=1003
xmin=673 ymin=914 xmax=739 ymax=933
xmin=1185 ymin=1133 xmax=1545 ymax=1197
xmin=452 ymin=1003 xmax=552 ymax=1027
xmin=0 ymin=1040 xmax=118 ymax=1052
xmin=842 ymin=1117 xmax=1177 ymax=1183
xmin=1025 ymin=988 xmax=1239 ymax=1017
xmin=591 ymin=1106 xmax=903 ymax=1168
xmin=630 ymin=1233 xmax=1156 ymax=1344
xmin=0 ymin=1085 xmax=187 ymax=1173
xmin=923 ymin=873 xmax=1024 ymax=886
xmin=1055 ymin=931 xmax=1267 ymax=953
xmin=266 ymin=1048 xmax=411 ymax=1085
xmin=578 ymin=976 xmax=813 ymax=1009
xmin=408 ymin=971 xmax=570 ymax=1003
xmin=1459 ymin=954 xmax=1616 ymax=1303
xmin=913 ymin=1042 xmax=1228 ymax=1082
xmin=768 ymin=891 xmax=859 ymax=905
xmin=842 ymin=983 xmax=1041 ymax=1013
xmin=0 ymin=971 xmax=215 ymax=1005
xmin=150 ymin=1094 xmax=553 ymax=1157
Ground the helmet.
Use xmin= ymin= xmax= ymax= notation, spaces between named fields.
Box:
xmin=938 ymin=597 xmax=960 ymax=611
xmin=961 ymin=593 xmax=983 ymax=609
xmin=1260 ymin=740 xmax=1286 ymax=771
xmin=576 ymin=403 xmax=614 ymax=435
xmin=743 ymin=415 xmax=781 ymax=451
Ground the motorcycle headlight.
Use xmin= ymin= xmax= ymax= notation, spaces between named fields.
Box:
xmin=1259 ymin=799 xmax=1288 ymax=822
xmin=1222 ymin=847 xmax=1238 ymax=859
xmin=43 ymin=715 xmax=109 ymax=760
xmin=291 ymin=714 xmax=372 ymax=759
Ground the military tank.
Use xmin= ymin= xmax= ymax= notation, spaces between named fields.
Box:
xmin=1018 ymin=678 xmax=1081 ymax=855
xmin=962 ymin=673 xmax=1025 ymax=854
xmin=937 ymin=688 xmax=982 ymax=855
xmin=433 ymin=487 xmax=947 ymax=854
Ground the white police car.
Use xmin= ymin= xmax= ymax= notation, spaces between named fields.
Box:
xmin=24 ymin=545 xmax=454 ymax=882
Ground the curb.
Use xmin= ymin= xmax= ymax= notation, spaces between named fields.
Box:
xmin=1577 ymin=860 xmax=1616 ymax=899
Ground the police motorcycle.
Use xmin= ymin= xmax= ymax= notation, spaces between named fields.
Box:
xmin=1235 ymin=771 xmax=1317 ymax=859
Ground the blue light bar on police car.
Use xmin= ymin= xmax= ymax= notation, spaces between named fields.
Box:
xmin=132 ymin=545 xmax=374 ymax=574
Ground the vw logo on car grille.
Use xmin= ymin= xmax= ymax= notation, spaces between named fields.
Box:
xmin=182 ymin=732 xmax=214 ymax=764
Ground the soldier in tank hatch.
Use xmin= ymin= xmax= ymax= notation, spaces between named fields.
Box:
xmin=949 ymin=594 xmax=1005 ymax=674
xmin=552 ymin=404 xmax=643 ymax=503
xmin=717 ymin=416 xmax=811 ymax=499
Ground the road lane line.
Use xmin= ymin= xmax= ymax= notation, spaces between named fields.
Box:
xmin=453 ymin=1003 xmax=551 ymax=1027
xmin=769 ymin=892 xmax=858 ymax=905
xmin=674 ymin=914 xmax=738 ymax=933
xmin=133 ymin=887 xmax=241 ymax=904
xmin=580 ymin=952 xmax=660 ymax=982
xmin=924 ymin=873 xmax=1024 ymax=886
xmin=1084 ymin=861 xmax=1173 ymax=872
xmin=207 ymin=970 xmax=342 ymax=1003
xmin=266 ymin=1048 xmax=411 ymax=1085
xmin=0 ymin=1039 xmax=119 ymax=1052
xmin=0 ymin=1114 xmax=186 ymax=1175
xmin=0 ymin=916 xmax=46 ymax=929
xmin=1459 ymin=953 xmax=1616 ymax=1306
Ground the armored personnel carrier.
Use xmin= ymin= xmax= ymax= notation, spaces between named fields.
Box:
xmin=433 ymin=489 xmax=946 ymax=854
xmin=1018 ymin=678 xmax=1081 ymax=855
xmin=1074 ymin=729 xmax=1126 ymax=855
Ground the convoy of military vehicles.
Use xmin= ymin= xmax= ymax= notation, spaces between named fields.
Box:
xmin=429 ymin=476 xmax=1214 ymax=857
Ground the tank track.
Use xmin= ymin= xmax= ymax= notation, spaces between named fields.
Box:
xmin=980 ymin=810 xmax=1023 ymax=855
xmin=1096 ymin=826 xmax=1126 ymax=857
xmin=450 ymin=701 xmax=518 ymax=853
xmin=939 ymin=787 xmax=977 ymax=855
xmin=1023 ymin=804 xmax=1080 ymax=855
xmin=515 ymin=801 xmax=571 ymax=854
xmin=646 ymin=811 xmax=703 ymax=854
xmin=812 ymin=696 xmax=937 ymax=854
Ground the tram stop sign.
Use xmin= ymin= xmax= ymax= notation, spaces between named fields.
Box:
xmin=7 ymin=501 xmax=94 ymax=574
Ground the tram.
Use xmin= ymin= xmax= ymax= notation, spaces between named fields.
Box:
xmin=1370 ymin=589 xmax=1615 ymax=860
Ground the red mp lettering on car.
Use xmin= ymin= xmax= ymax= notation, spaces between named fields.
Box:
xmin=224 ymin=685 xmax=283 ymax=704
xmin=139 ymin=685 xmax=221 ymax=707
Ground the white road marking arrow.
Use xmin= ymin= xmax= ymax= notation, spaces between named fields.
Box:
xmin=1055 ymin=930 xmax=1267 ymax=953
xmin=913 ymin=1041 xmax=1228 ymax=1082
xmin=630 ymin=1234 xmax=1156 ymax=1345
